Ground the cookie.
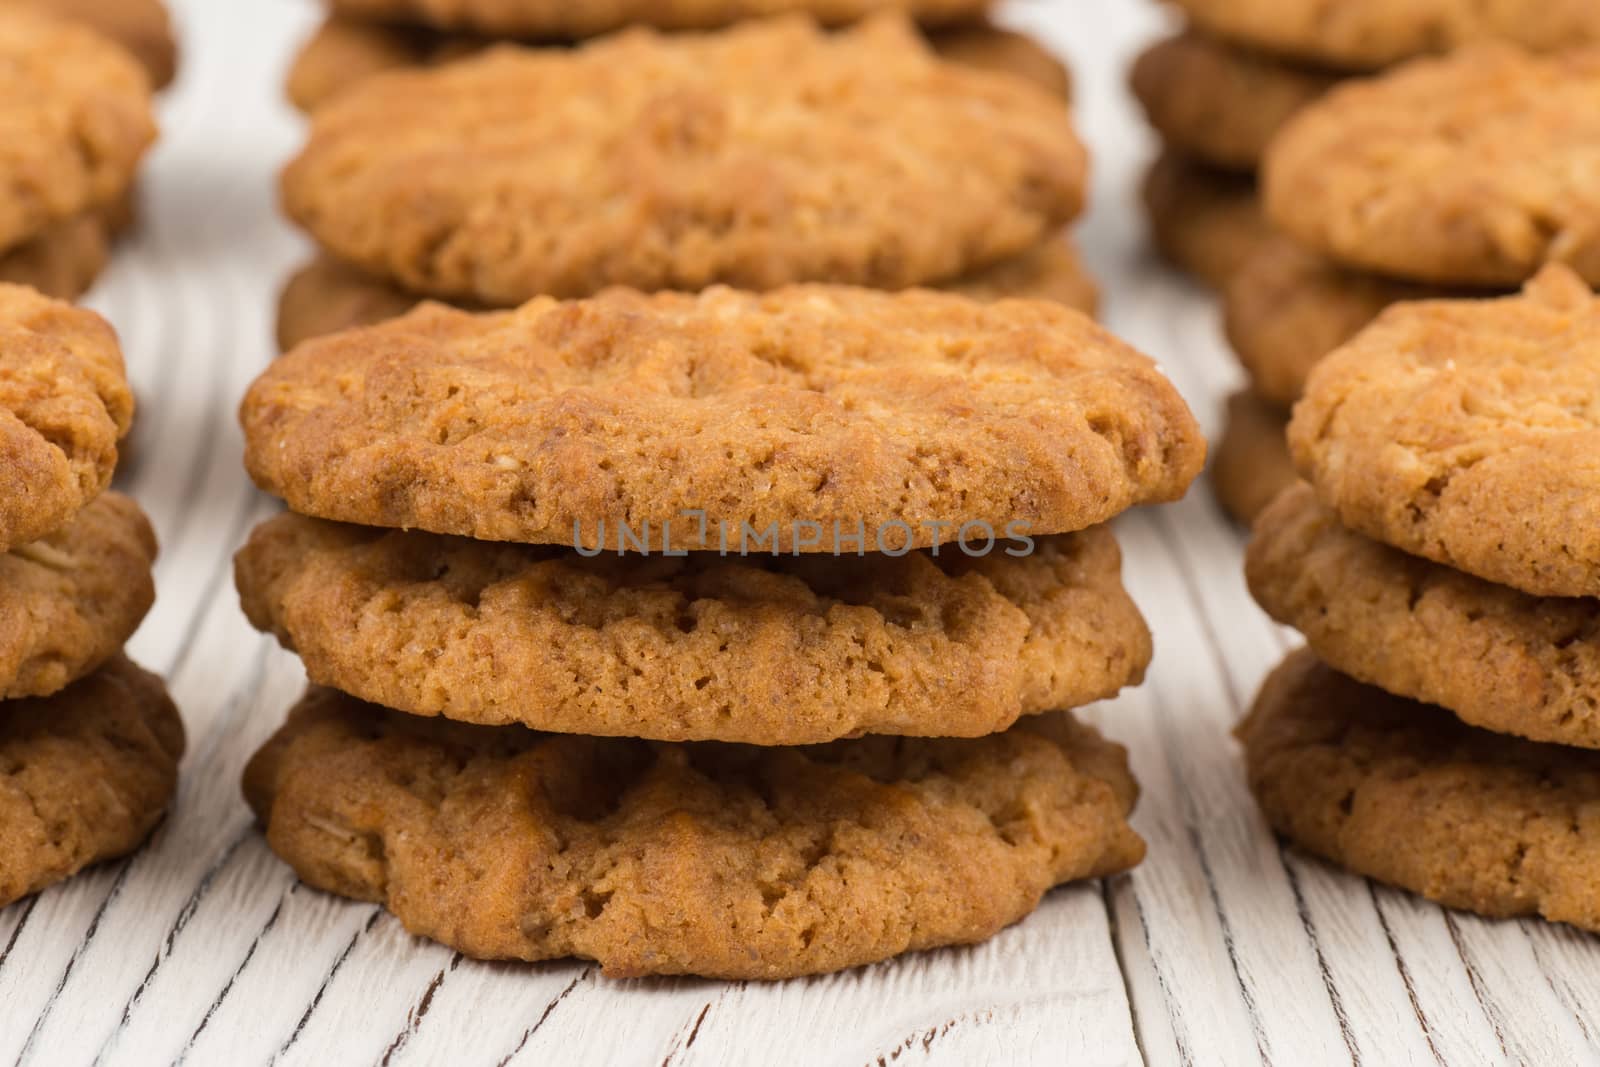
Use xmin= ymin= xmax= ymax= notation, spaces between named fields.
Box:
xmin=274 ymin=256 xmax=448 ymax=353
xmin=0 ymin=491 xmax=156 ymax=700
xmin=13 ymin=0 xmax=178 ymax=89
xmin=1290 ymin=266 xmax=1600 ymax=598
xmin=325 ymin=0 xmax=991 ymax=38
xmin=1264 ymin=47 xmax=1600 ymax=287
xmin=1240 ymin=648 xmax=1600 ymax=934
xmin=1142 ymin=151 xmax=1272 ymax=289
xmin=289 ymin=16 xmax=1068 ymax=114
xmin=1211 ymin=391 xmax=1294 ymax=526
xmin=1130 ymin=30 xmax=1335 ymax=173
xmin=242 ymin=285 xmax=1205 ymax=551
xmin=1223 ymin=237 xmax=1451 ymax=409
xmin=0 ymin=213 xmax=110 ymax=301
xmin=1171 ymin=0 xmax=1600 ymax=71
xmin=922 ymin=22 xmax=1070 ymax=99
xmin=0 ymin=654 xmax=184 ymax=908
xmin=243 ymin=686 xmax=1143 ymax=978
xmin=1249 ymin=483 xmax=1600 ymax=748
xmin=0 ymin=284 xmax=133 ymax=552
xmin=281 ymin=16 xmax=1084 ymax=305
xmin=943 ymin=236 xmax=1098 ymax=315
xmin=0 ymin=6 xmax=155 ymax=253
xmin=275 ymin=237 xmax=1097 ymax=352
xmin=236 ymin=512 xmax=1149 ymax=744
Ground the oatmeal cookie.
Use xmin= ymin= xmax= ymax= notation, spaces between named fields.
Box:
xmin=1210 ymin=390 xmax=1294 ymax=526
xmin=1290 ymin=266 xmax=1600 ymax=597
xmin=236 ymin=513 xmax=1149 ymax=743
xmin=281 ymin=17 xmax=1084 ymax=304
xmin=0 ymin=6 xmax=155 ymax=253
xmin=1249 ymin=483 xmax=1600 ymax=747
xmin=242 ymin=285 xmax=1205 ymax=551
xmin=1264 ymin=47 xmax=1600 ymax=286
xmin=244 ymin=686 xmax=1143 ymax=978
xmin=0 ymin=492 xmax=156 ymax=699
xmin=1130 ymin=30 xmax=1335 ymax=172
xmin=0 ymin=284 xmax=133 ymax=551
xmin=0 ymin=655 xmax=183 ymax=908
xmin=1240 ymin=648 xmax=1600 ymax=933
xmin=1142 ymin=151 xmax=1271 ymax=289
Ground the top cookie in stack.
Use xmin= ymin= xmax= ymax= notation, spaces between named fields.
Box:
xmin=1206 ymin=44 xmax=1600 ymax=522
xmin=1240 ymin=267 xmax=1600 ymax=933
xmin=274 ymin=15 xmax=1095 ymax=350
xmin=1131 ymin=0 xmax=1600 ymax=290
xmin=284 ymin=0 xmax=1069 ymax=114
xmin=236 ymin=284 xmax=1205 ymax=977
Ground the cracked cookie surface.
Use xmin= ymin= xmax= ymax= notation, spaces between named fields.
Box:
xmin=244 ymin=686 xmax=1143 ymax=978
xmin=0 ymin=6 xmax=155 ymax=252
xmin=1290 ymin=266 xmax=1600 ymax=598
xmin=0 ymin=492 xmax=156 ymax=699
xmin=244 ymin=284 xmax=1203 ymax=551
xmin=1264 ymin=47 xmax=1600 ymax=286
xmin=1240 ymin=648 xmax=1600 ymax=933
xmin=281 ymin=17 xmax=1084 ymax=304
xmin=1248 ymin=484 xmax=1600 ymax=747
xmin=0 ymin=654 xmax=184 ymax=908
xmin=236 ymin=512 xmax=1149 ymax=744
xmin=0 ymin=284 xmax=133 ymax=551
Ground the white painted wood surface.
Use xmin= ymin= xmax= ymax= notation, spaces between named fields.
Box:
xmin=7 ymin=1 xmax=1600 ymax=1063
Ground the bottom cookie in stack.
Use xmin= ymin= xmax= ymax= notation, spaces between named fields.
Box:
xmin=1238 ymin=268 xmax=1600 ymax=930
xmin=1239 ymin=649 xmax=1600 ymax=933
xmin=243 ymin=691 xmax=1143 ymax=979
xmin=1 ymin=656 xmax=183 ymax=908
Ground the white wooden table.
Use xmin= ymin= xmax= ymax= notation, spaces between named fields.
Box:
xmin=6 ymin=2 xmax=1599 ymax=1063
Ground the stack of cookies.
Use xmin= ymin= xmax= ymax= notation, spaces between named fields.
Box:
xmin=0 ymin=285 xmax=182 ymax=908
xmin=0 ymin=5 xmax=160 ymax=301
xmin=284 ymin=0 xmax=1069 ymax=114
xmin=1242 ymin=266 xmax=1600 ymax=933
xmin=1131 ymin=0 xmax=1600 ymax=292
xmin=1211 ymin=44 xmax=1600 ymax=523
xmin=273 ymin=15 xmax=1095 ymax=352
xmin=233 ymin=283 xmax=1206 ymax=978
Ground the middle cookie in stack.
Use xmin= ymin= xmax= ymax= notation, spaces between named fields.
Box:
xmin=1212 ymin=45 xmax=1600 ymax=524
xmin=274 ymin=16 xmax=1097 ymax=352
xmin=235 ymin=284 xmax=1206 ymax=978
xmin=1241 ymin=267 xmax=1600 ymax=932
